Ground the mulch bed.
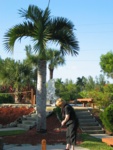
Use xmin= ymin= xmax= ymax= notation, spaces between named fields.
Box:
xmin=3 ymin=113 xmax=82 ymax=145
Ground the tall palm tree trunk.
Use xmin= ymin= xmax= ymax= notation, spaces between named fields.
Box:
xmin=36 ymin=60 xmax=47 ymax=131
xmin=49 ymin=68 xmax=54 ymax=79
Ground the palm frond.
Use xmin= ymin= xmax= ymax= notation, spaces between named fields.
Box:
xmin=48 ymin=17 xmax=79 ymax=56
xmin=3 ymin=22 xmax=34 ymax=52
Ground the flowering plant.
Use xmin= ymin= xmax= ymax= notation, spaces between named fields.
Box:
xmin=0 ymin=106 xmax=34 ymax=125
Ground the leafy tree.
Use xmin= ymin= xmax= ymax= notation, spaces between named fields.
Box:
xmin=95 ymin=74 xmax=106 ymax=85
xmin=24 ymin=45 xmax=38 ymax=86
xmin=100 ymin=104 xmax=113 ymax=132
xmin=84 ymin=76 xmax=96 ymax=91
xmin=100 ymin=51 xmax=113 ymax=78
xmin=55 ymin=79 xmax=77 ymax=101
xmin=0 ymin=58 xmax=34 ymax=102
xmin=3 ymin=5 xmax=79 ymax=131
xmin=46 ymin=49 xmax=65 ymax=79
xmin=88 ymin=90 xmax=112 ymax=108
xmin=103 ymin=84 xmax=113 ymax=93
xmin=76 ymin=76 xmax=86 ymax=92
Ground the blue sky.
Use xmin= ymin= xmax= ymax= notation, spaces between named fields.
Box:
xmin=0 ymin=0 xmax=113 ymax=83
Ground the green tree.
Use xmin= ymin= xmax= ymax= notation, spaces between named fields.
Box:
xmin=84 ymin=76 xmax=95 ymax=91
xmin=0 ymin=58 xmax=34 ymax=102
xmin=55 ymin=79 xmax=77 ymax=101
xmin=47 ymin=49 xmax=65 ymax=79
xmin=100 ymin=104 xmax=113 ymax=132
xmin=76 ymin=76 xmax=86 ymax=92
xmin=3 ymin=5 xmax=79 ymax=132
xmin=24 ymin=45 xmax=38 ymax=86
xmin=100 ymin=51 xmax=113 ymax=78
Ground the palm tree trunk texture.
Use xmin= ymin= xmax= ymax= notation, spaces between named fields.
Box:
xmin=36 ymin=60 xmax=47 ymax=130
xmin=50 ymin=68 xmax=54 ymax=79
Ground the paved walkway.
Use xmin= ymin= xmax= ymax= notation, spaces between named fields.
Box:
xmin=90 ymin=133 xmax=113 ymax=139
xmin=3 ymin=133 xmax=113 ymax=150
xmin=4 ymin=144 xmax=89 ymax=150
xmin=1 ymin=127 xmax=113 ymax=150
xmin=0 ymin=127 xmax=90 ymax=150
xmin=2 ymin=130 xmax=113 ymax=150
xmin=2 ymin=138 xmax=90 ymax=150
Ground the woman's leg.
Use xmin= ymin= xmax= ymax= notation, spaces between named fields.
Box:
xmin=66 ymin=143 xmax=70 ymax=149
xmin=69 ymin=123 xmax=77 ymax=149
xmin=66 ymin=126 xmax=71 ymax=149
xmin=71 ymin=144 xmax=75 ymax=150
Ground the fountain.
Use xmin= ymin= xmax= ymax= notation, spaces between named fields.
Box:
xmin=46 ymin=79 xmax=58 ymax=105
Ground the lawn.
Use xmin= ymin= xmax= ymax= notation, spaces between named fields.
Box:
xmin=80 ymin=133 xmax=113 ymax=150
xmin=0 ymin=130 xmax=26 ymax=136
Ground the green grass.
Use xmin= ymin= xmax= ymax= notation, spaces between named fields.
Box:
xmin=0 ymin=130 xmax=26 ymax=136
xmin=79 ymin=133 xmax=113 ymax=150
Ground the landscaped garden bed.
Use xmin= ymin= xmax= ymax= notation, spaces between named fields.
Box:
xmin=0 ymin=106 xmax=35 ymax=126
xmin=0 ymin=107 xmax=113 ymax=150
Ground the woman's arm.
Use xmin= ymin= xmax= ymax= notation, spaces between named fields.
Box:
xmin=61 ymin=114 xmax=70 ymax=126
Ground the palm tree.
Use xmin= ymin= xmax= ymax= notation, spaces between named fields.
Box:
xmin=47 ymin=49 xmax=65 ymax=79
xmin=3 ymin=5 xmax=79 ymax=132
xmin=0 ymin=58 xmax=33 ymax=103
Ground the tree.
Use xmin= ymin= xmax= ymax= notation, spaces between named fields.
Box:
xmin=84 ymin=76 xmax=95 ymax=91
xmin=55 ymin=79 xmax=77 ymax=101
xmin=0 ymin=58 xmax=34 ymax=103
xmin=76 ymin=76 xmax=86 ymax=92
xmin=46 ymin=49 xmax=65 ymax=79
xmin=100 ymin=51 xmax=113 ymax=78
xmin=3 ymin=5 xmax=79 ymax=132
xmin=24 ymin=45 xmax=38 ymax=85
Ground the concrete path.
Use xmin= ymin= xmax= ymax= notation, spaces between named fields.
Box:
xmin=1 ymin=128 xmax=113 ymax=150
xmin=4 ymin=144 xmax=89 ymax=150
xmin=90 ymin=133 xmax=113 ymax=139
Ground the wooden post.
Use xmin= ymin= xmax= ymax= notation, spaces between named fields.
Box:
xmin=83 ymin=103 xmax=85 ymax=107
xmin=33 ymin=95 xmax=36 ymax=104
xmin=41 ymin=139 xmax=46 ymax=150
xmin=31 ymin=89 xmax=34 ymax=105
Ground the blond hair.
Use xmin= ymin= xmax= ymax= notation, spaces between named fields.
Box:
xmin=55 ymin=98 xmax=66 ymax=107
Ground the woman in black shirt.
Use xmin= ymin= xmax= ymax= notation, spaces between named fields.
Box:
xmin=56 ymin=98 xmax=79 ymax=150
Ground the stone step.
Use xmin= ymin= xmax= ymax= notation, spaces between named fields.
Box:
xmin=76 ymin=108 xmax=104 ymax=134
xmin=78 ymin=115 xmax=94 ymax=119
xmin=81 ymin=126 xmax=102 ymax=130
xmin=82 ymin=129 xmax=105 ymax=134
xmin=17 ymin=123 xmax=35 ymax=130
xmin=22 ymin=120 xmax=36 ymax=125
xmin=17 ymin=112 xmax=53 ymax=130
xmin=24 ymin=116 xmax=36 ymax=121
xmin=78 ymin=118 xmax=96 ymax=123
xmin=30 ymin=113 xmax=37 ymax=117
xmin=79 ymin=122 xmax=99 ymax=126
xmin=76 ymin=112 xmax=91 ymax=116
xmin=76 ymin=111 xmax=89 ymax=114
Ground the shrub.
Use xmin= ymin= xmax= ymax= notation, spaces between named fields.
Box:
xmin=100 ymin=104 xmax=113 ymax=132
xmin=0 ymin=94 xmax=14 ymax=104
xmin=0 ymin=106 xmax=34 ymax=125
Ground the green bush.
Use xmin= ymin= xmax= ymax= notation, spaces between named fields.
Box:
xmin=100 ymin=104 xmax=113 ymax=132
xmin=0 ymin=94 xmax=14 ymax=104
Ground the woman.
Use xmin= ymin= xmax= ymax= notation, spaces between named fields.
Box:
xmin=56 ymin=98 xmax=79 ymax=150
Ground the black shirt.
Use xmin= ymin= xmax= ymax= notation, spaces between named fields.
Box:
xmin=62 ymin=104 xmax=79 ymax=126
